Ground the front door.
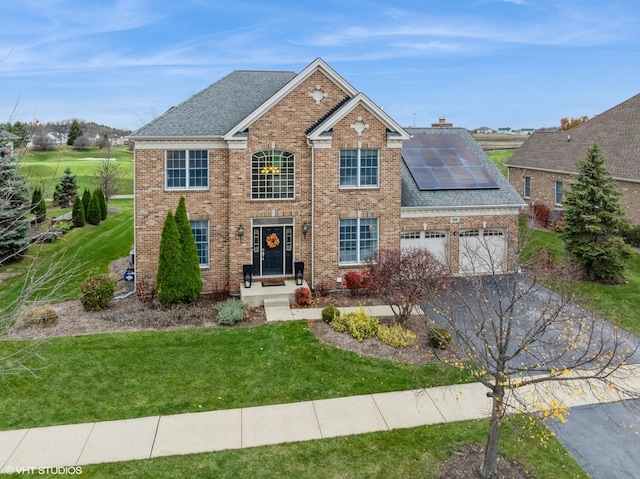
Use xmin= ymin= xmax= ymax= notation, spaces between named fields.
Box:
xmin=262 ymin=227 xmax=284 ymax=275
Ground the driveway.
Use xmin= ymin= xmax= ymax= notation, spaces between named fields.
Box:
xmin=420 ymin=274 xmax=640 ymax=477
xmin=547 ymin=399 xmax=640 ymax=479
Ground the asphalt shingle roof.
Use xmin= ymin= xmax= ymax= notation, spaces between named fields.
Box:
xmin=401 ymin=128 xmax=525 ymax=208
xmin=131 ymin=70 xmax=297 ymax=138
xmin=506 ymin=93 xmax=640 ymax=180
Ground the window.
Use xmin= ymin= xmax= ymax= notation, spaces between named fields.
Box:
xmin=554 ymin=181 xmax=563 ymax=205
xmin=339 ymin=149 xmax=379 ymax=188
xmin=523 ymin=176 xmax=531 ymax=198
xmin=166 ymin=150 xmax=208 ymax=189
xmin=339 ymin=218 xmax=378 ymax=264
xmin=251 ymin=149 xmax=295 ymax=199
xmin=190 ymin=220 xmax=209 ymax=267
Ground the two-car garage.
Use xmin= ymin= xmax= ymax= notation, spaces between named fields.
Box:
xmin=400 ymin=229 xmax=507 ymax=275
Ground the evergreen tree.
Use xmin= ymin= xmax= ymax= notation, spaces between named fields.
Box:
xmin=174 ymin=196 xmax=202 ymax=302
xmin=53 ymin=167 xmax=78 ymax=207
xmin=71 ymin=196 xmax=86 ymax=227
xmin=561 ymin=143 xmax=632 ymax=282
xmin=156 ymin=211 xmax=184 ymax=307
xmin=96 ymin=187 xmax=107 ymax=220
xmin=67 ymin=120 xmax=83 ymax=146
xmin=86 ymin=190 xmax=102 ymax=225
xmin=30 ymin=188 xmax=46 ymax=223
xmin=0 ymin=141 xmax=30 ymax=263
xmin=81 ymin=188 xmax=91 ymax=216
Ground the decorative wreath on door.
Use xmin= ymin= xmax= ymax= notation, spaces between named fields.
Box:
xmin=266 ymin=233 xmax=280 ymax=249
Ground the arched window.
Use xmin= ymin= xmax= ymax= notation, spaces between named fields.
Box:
xmin=251 ymin=149 xmax=295 ymax=199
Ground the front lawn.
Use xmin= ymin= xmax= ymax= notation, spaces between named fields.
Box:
xmin=0 ymin=321 xmax=470 ymax=431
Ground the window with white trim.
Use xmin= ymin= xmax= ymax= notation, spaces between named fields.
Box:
xmin=339 ymin=149 xmax=379 ymax=188
xmin=523 ymin=176 xmax=531 ymax=198
xmin=190 ymin=220 xmax=209 ymax=267
xmin=251 ymin=149 xmax=295 ymax=199
xmin=554 ymin=181 xmax=563 ymax=205
xmin=166 ymin=150 xmax=209 ymax=189
xmin=339 ymin=218 xmax=378 ymax=264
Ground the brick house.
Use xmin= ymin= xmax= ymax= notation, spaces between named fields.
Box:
xmin=131 ymin=58 xmax=524 ymax=296
xmin=506 ymin=93 xmax=640 ymax=225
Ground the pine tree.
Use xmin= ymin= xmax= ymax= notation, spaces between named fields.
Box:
xmin=30 ymin=188 xmax=46 ymax=224
xmin=86 ymin=190 xmax=102 ymax=225
xmin=561 ymin=143 xmax=632 ymax=282
xmin=174 ymin=196 xmax=202 ymax=302
xmin=72 ymin=196 xmax=86 ymax=227
xmin=156 ymin=211 xmax=184 ymax=307
xmin=81 ymin=188 xmax=91 ymax=216
xmin=96 ymin=187 xmax=107 ymax=220
xmin=53 ymin=167 xmax=78 ymax=207
xmin=0 ymin=144 xmax=30 ymax=263
xmin=67 ymin=120 xmax=83 ymax=146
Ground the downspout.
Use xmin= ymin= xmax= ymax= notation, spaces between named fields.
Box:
xmin=310 ymin=141 xmax=315 ymax=290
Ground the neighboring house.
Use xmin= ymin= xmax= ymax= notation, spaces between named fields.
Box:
xmin=0 ymin=130 xmax=20 ymax=156
xmin=505 ymin=93 xmax=640 ymax=224
xmin=46 ymin=132 xmax=67 ymax=144
xmin=515 ymin=128 xmax=535 ymax=136
xmin=131 ymin=58 xmax=525 ymax=295
xmin=473 ymin=127 xmax=494 ymax=135
xmin=497 ymin=127 xmax=512 ymax=135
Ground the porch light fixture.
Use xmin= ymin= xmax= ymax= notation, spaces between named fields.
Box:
xmin=244 ymin=272 xmax=252 ymax=288
xmin=296 ymin=270 xmax=303 ymax=286
xmin=302 ymin=222 xmax=309 ymax=235
xmin=237 ymin=224 xmax=244 ymax=237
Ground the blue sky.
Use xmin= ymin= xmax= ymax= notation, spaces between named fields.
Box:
xmin=1 ymin=0 xmax=639 ymax=131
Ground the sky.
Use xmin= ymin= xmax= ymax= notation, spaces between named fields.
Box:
xmin=1 ymin=0 xmax=639 ymax=132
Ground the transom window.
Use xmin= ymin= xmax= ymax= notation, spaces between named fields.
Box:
xmin=251 ymin=149 xmax=295 ymax=199
xmin=166 ymin=150 xmax=208 ymax=189
xmin=339 ymin=218 xmax=378 ymax=265
xmin=190 ymin=220 xmax=209 ymax=267
xmin=340 ymin=149 xmax=379 ymax=188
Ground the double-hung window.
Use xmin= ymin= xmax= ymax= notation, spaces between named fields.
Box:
xmin=523 ymin=176 xmax=531 ymax=199
xmin=190 ymin=220 xmax=209 ymax=267
xmin=339 ymin=149 xmax=379 ymax=188
xmin=554 ymin=181 xmax=563 ymax=205
xmin=339 ymin=218 xmax=378 ymax=264
xmin=166 ymin=150 xmax=209 ymax=189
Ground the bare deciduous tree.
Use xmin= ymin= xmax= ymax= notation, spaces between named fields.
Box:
xmin=93 ymin=140 xmax=122 ymax=203
xmin=415 ymin=227 xmax=639 ymax=478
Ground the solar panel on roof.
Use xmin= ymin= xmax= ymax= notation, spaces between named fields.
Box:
xmin=402 ymin=132 xmax=499 ymax=190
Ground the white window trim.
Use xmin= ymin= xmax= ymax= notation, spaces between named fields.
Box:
xmin=190 ymin=219 xmax=210 ymax=268
xmin=554 ymin=181 xmax=563 ymax=205
xmin=338 ymin=217 xmax=379 ymax=265
xmin=165 ymin=150 xmax=209 ymax=191
xmin=339 ymin=148 xmax=379 ymax=189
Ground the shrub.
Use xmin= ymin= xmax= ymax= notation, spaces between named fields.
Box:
xmin=623 ymin=224 xmax=640 ymax=248
xmin=428 ymin=327 xmax=452 ymax=349
xmin=86 ymin=190 xmax=102 ymax=225
xmin=71 ymin=196 xmax=85 ymax=227
xmin=330 ymin=306 xmax=379 ymax=342
xmin=96 ymin=187 xmax=107 ymax=220
xmin=49 ymin=222 xmax=72 ymax=233
xmin=343 ymin=271 xmax=363 ymax=295
xmin=321 ymin=306 xmax=340 ymax=324
xmin=533 ymin=203 xmax=551 ymax=227
xmin=377 ymin=323 xmax=417 ymax=348
xmin=80 ymin=274 xmax=116 ymax=311
xmin=20 ymin=305 xmax=58 ymax=326
xmin=295 ymin=287 xmax=312 ymax=306
xmin=216 ymin=298 xmax=247 ymax=325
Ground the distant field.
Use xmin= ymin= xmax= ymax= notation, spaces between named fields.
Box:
xmin=486 ymin=149 xmax=516 ymax=177
xmin=16 ymin=145 xmax=133 ymax=197
xmin=472 ymin=133 xmax=527 ymax=151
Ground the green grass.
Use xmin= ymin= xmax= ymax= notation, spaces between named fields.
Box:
xmin=32 ymin=418 xmax=588 ymax=478
xmin=0 ymin=198 xmax=133 ymax=305
xmin=520 ymin=222 xmax=640 ymax=335
xmin=0 ymin=321 xmax=470 ymax=431
xmin=486 ymin=149 xmax=516 ymax=177
xmin=16 ymin=145 xmax=133 ymax=197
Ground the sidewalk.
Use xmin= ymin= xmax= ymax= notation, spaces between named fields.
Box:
xmin=0 ymin=383 xmax=493 ymax=472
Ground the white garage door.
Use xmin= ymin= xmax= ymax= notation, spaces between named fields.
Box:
xmin=459 ymin=229 xmax=506 ymax=274
xmin=400 ymin=230 xmax=448 ymax=265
